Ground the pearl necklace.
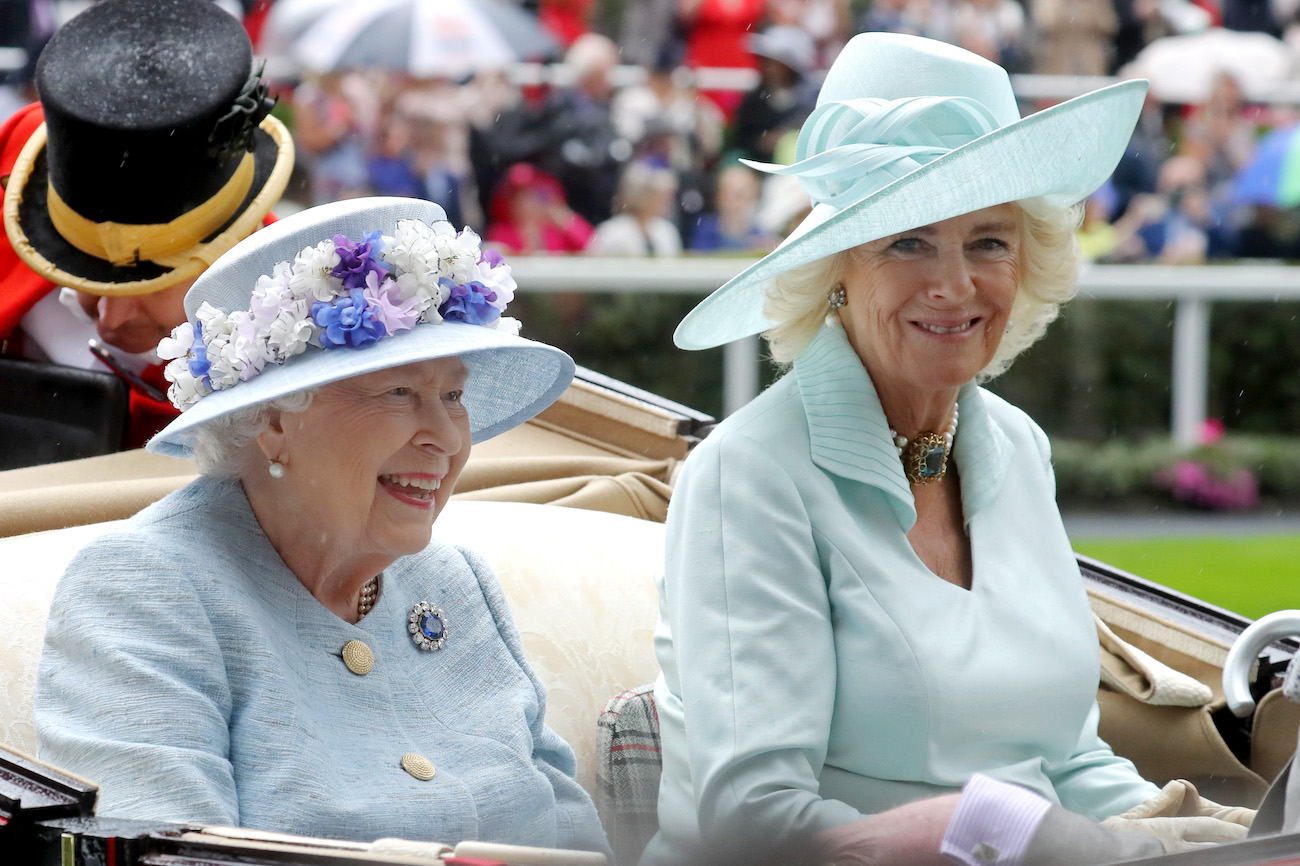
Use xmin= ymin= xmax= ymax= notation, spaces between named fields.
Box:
xmin=358 ymin=575 xmax=379 ymax=618
xmin=890 ymin=404 xmax=959 ymax=485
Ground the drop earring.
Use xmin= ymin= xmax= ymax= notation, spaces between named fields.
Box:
xmin=1004 ymin=319 xmax=1014 ymax=335
xmin=828 ymin=285 xmax=847 ymax=310
xmin=268 ymin=460 xmax=286 ymax=479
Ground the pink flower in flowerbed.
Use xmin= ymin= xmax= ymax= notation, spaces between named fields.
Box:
xmin=1156 ymin=458 xmax=1259 ymax=511
xmin=1199 ymin=418 xmax=1226 ymax=446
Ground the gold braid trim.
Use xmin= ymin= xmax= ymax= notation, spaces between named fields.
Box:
xmin=46 ymin=152 xmax=254 ymax=267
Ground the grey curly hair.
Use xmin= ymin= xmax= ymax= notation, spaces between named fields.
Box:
xmin=762 ymin=197 xmax=1082 ymax=380
xmin=189 ymin=390 xmax=318 ymax=479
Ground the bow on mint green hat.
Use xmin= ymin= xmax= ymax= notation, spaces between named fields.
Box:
xmin=673 ymin=32 xmax=1149 ymax=350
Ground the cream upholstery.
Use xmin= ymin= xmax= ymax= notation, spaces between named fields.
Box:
xmin=0 ymin=500 xmax=664 ymax=796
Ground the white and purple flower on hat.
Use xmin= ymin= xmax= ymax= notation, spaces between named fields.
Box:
xmin=382 ymin=217 xmax=450 ymax=275
xmin=364 ymin=270 xmax=422 ymax=333
xmin=160 ymin=218 xmax=524 ymax=411
xmin=250 ymin=262 xmax=314 ymax=363
xmin=289 ymin=238 xmax=341 ymax=301
xmin=158 ymin=318 xmax=209 ymax=410
xmin=429 ymin=229 xmax=482 ymax=284
xmin=200 ymin=307 xmax=264 ymax=389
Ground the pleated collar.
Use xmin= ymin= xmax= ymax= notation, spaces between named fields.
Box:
xmin=793 ymin=324 xmax=1013 ymax=529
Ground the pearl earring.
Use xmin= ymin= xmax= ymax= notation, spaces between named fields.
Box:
xmin=268 ymin=460 xmax=286 ymax=479
xmin=1004 ymin=319 xmax=1015 ymax=335
xmin=828 ymin=285 xmax=847 ymax=310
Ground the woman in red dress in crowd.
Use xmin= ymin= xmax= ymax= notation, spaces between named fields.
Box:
xmin=678 ymin=0 xmax=769 ymax=116
xmin=485 ymin=163 xmax=594 ymax=255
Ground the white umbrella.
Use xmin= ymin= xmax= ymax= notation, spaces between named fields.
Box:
xmin=1119 ymin=27 xmax=1297 ymax=104
xmin=287 ymin=0 xmax=561 ymax=79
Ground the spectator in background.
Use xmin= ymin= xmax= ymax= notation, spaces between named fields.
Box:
xmin=534 ymin=33 xmax=630 ymax=226
xmin=1078 ymin=182 xmax=1124 ymax=261
xmin=1109 ymin=89 xmax=1175 ymax=220
xmin=1112 ymin=0 xmax=1175 ymax=71
xmin=613 ymin=46 xmax=725 ymax=246
xmin=485 ymin=162 xmax=594 ymax=255
xmin=611 ymin=46 xmax=725 ymax=171
xmin=588 ymin=162 xmax=682 ymax=256
xmin=1106 ymin=155 xmax=1237 ymax=262
xmin=677 ymin=0 xmax=769 ymax=116
xmin=538 ymin=0 xmax=596 ymax=46
xmin=1283 ymin=3 xmax=1300 ymax=50
xmin=950 ymin=0 xmax=1029 ymax=71
xmin=292 ymin=72 xmax=371 ymax=204
xmin=730 ymin=25 xmax=819 ymax=165
xmin=690 ymin=165 xmax=776 ymax=252
xmin=1222 ymin=0 xmax=1282 ymax=35
xmin=767 ymin=0 xmax=852 ymax=70
xmin=1032 ymin=0 xmax=1118 ymax=75
xmin=0 ymin=0 xmax=52 ymax=122
xmin=364 ymin=98 xmax=423 ymax=199
xmin=398 ymin=80 xmax=483 ymax=229
xmin=466 ymin=69 xmax=550 ymax=230
xmin=619 ymin=0 xmax=683 ymax=68
xmin=857 ymin=0 xmax=928 ymax=35
xmin=1179 ymin=71 xmax=1259 ymax=225
xmin=1112 ymin=0 xmax=1213 ymax=70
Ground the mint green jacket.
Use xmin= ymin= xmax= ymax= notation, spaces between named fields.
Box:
xmin=642 ymin=325 xmax=1159 ymax=864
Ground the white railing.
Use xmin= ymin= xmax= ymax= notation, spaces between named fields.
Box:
xmin=510 ymin=257 xmax=1300 ymax=446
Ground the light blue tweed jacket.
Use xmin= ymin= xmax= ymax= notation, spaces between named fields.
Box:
xmin=36 ymin=476 xmax=609 ymax=852
xmin=642 ymin=325 xmax=1160 ymax=865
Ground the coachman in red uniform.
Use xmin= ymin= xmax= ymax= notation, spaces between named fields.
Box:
xmin=0 ymin=0 xmax=292 ymax=464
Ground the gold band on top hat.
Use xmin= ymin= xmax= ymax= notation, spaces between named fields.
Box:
xmin=1 ymin=116 xmax=294 ymax=297
xmin=46 ymin=153 xmax=255 ymax=268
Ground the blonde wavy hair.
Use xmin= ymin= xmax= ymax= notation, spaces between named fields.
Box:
xmin=762 ymin=197 xmax=1082 ymax=380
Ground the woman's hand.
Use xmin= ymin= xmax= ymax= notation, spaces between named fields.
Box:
xmin=811 ymin=795 xmax=962 ymax=866
xmin=1099 ymin=780 xmax=1252 ymax=852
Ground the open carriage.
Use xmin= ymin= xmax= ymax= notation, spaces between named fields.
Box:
xmin=2 ymin=370 xmax=1299 ymax=865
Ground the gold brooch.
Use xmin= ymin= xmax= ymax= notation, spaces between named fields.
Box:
xmin=900 ymin=432 xmax=951 ymax=484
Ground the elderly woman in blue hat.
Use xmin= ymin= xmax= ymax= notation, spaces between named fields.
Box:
xmin=645 ymin=33 xmax=1254 ymax=866
xmin=34 ymin=197 xmax=609 ymax=856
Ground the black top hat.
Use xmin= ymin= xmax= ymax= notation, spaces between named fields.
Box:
xmin=2 ymin=0 xmax=294 ymax=296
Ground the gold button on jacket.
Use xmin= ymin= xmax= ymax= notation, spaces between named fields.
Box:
xmin=341 ymin=640 xmax=374 ymax=676
xmin=401 ymin=753 xmax=436 ymax=781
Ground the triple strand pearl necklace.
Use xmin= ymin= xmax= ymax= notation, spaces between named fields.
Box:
xmin=358 ymin=575 xmax=379 ymax=618
xmin=890 ymin=404 xmax=959 ymax=485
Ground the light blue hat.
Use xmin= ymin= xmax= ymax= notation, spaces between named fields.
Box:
xmin=147 ymin=197 xmax=574 ymax=459
xmin=674 ymin=32 xmax=1149 ymax=350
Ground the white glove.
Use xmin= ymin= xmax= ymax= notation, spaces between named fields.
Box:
xmin=1099 ymin=779 xmax=1254 ymax=853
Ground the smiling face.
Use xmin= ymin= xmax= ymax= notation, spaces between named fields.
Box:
xmin=838 ymin=203 xmax=1022 ymax=414
xmin=268 ymin=356 xmax=472 ymax=568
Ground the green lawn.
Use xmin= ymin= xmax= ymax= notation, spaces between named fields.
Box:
xmin=1072 ymin=536 xmax=1300 ymax=620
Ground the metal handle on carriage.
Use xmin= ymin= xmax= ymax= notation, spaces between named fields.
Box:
xmin=1224 ymin=610 xmax=1300 ymax=717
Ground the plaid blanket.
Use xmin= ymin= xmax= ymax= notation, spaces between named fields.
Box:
xmin=596 ymin=683 xmax=662 ymax=866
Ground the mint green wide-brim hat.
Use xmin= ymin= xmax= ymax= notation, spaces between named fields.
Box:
xmin=674 ymin=32 xmax=1149 ymax=350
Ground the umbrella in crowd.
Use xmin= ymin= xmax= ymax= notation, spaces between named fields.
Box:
xmin=1119 ymin=27 xmax=1297 ymax=104
xmin=1232 ymin=123 xmax=1300 ymax=209
xmin=273 ymin=0 xmax=562 ymax=79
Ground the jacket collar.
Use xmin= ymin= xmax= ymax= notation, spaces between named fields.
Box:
xmin=793 ymin=324 xmax=1013 ymax=529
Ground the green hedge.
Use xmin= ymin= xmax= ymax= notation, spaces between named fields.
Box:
xmin=1052 ymin=435 xmax=1300 ymax=510
xmin=988 ymin=300 xmax=1300 ymax=440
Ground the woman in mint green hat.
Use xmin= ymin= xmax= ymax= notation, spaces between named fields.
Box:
xmin=644 ymin=32 xmax=1254 ymax=866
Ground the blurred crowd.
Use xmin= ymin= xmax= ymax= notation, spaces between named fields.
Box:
xmin=10 ymin=0 xmax=1300 ymax=262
